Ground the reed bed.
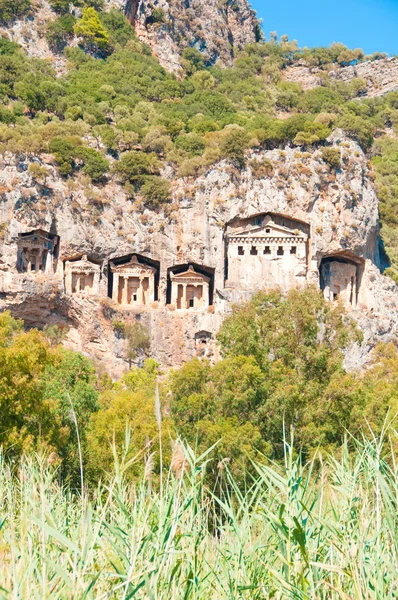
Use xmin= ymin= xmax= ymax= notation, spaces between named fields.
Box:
xmin=0 ymin=432 xmax=398 ymax=599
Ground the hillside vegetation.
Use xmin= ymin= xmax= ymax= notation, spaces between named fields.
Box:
xmin=0 ymin=4 xmax=397 ymax=272
xmin=1 ymin=289 xmax=398 ymax=489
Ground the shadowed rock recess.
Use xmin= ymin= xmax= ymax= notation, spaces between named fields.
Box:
xmin=0 ymin=0 xmax=397 ymax=376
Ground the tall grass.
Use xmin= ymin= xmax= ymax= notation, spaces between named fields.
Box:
xmin=1 ymin=433 xmax=398 ymax=599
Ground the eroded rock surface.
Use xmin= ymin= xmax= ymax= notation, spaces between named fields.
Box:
xmin=283 ymin=57 xmax=398 ymax=98
xmin=0 ymin=131 xmax=397 ymax=376
xmin=126 ymin=0 xmax=262 ymax=72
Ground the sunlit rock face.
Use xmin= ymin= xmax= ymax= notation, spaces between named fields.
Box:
xmin=125 ymin=0 xmax=262 ymax=72
xmin=283 ymin=57 xmax=398 ymax=98
xmin=0 ymin=132 xmax=396 ymax=375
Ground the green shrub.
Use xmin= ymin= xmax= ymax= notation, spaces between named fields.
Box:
xmin=175 ymin=133 xmax=205 ymax=156
xmin=76 ymin=147 xmax=109 ymax=180
xmin=48 ymin=0 xmax=71 ymax=14
xmin=320 ymin=146 xmax=342 ymax=169
xmin=0 ymin=106 xmax=16 ymax=124
xmin=49 ymin=136 xmax=79 ymax=175
xmin=99 ymin=9 xmax=136 ymax=47
xmin=0 ymin=0 xmax=31 ymax=24
xmin=221 ymin=127 xmax=249 ymax=167
xmin=141 ymin=176 xmax=171 ymax=205
xmin=49 ymin=137 xmax=107 ymax=180
xmin=112 ymin=151 xmax=160 ymax=183
xmin=182 ymin=47 xmax=205 ymax=75
xmin=151 ymin=7 xmax=167 ymax=23
xmin=46 ymin=14 xmax=76 ymax=52
xmin=0 ymin=37 xmax=20 ymax=55
xmin=338 ymin=113 xmax=375 ymax=148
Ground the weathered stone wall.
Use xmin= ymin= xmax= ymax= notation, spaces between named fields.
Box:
xmin=0 ymin=131 xmax=396 ymax=375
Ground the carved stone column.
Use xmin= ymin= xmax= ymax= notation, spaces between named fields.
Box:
xmin=203 ymin=282 xmax=209 ymax=307
xmin=149 ymin=274 xmax=155 ymax=302
xmin=122 ymin=276 xmax=128 ymax=305
xmin=113 ymin=273 xmax=119 ymax=302
xmin=136 ymin=276 xmax=142 ymax=305
xmin=171 ymin=281 xmax=177 ymax=305
xmin=93 ymin=271 xmax=100 ymax=295
xmin=65 ymin=267 xmax=72 ymax=295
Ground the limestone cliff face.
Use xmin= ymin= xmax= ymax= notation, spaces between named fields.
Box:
xmin=0 ymin=0 xmax=260 ymax=73
xmin=0 ymin=131 xmax=396 ymax=376
xmin=124 ymin=0 xmax=262 ymax=72
xmin=283 ymin=57 xmax=398 ymax=98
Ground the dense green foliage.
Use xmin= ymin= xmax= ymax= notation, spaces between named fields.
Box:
xmin=0 ymin=0 xmax=31 ymax=24
xmin=168 ymin=288 xmax=398 ymax=481
xmin=0 ymin=312 xmax=98 ymax=485
xmin=3 ymin=287 xmax=398 ymax=488
xmin=0 ymin=5 xmax=397 ymax=270
xmin=170 ymin=288 xmax=368 ymax=475
xmin=372 ymin=136 xmax=398 ymax=281
xmin=1 ymin=434 xmax=398 ymax=597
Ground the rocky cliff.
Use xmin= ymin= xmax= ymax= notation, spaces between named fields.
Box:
xmin=1 ymin=130 xmax=397 ymax=376
xmin=0 ymin=0 xmax=398 ymax=377
xmin=124 ymin=0 xmax=262 ymax=71
xmin=0 ymin=0 xmax=261 ymax=73
xmin=283 ymin=56 xmax=398 ymax=98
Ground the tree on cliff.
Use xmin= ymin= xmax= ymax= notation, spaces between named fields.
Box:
xmin=74 ymin=7 xmax=110 ymax=55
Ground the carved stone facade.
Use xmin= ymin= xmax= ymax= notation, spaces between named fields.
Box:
xmin=320 ymin=255 xmax=363 ymax=308
xmin=17 ymin=230 xmax=59 ymax=275
xmin=194 ymin=330 xmax=214 ymax=358
xmin=64 ymin=255 xmax=102 ymax=296
xmin=170 ymin=265 xmax=210 ymax=309
xmin=110 ymin=255 xmax=156 ymax=307
xmin=226 ymin=215 xmax=308 ymax=291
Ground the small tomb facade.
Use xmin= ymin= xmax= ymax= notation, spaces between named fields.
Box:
xmin=170 ymin=265 xmax=210 ymax=310
xmin=194 ymin=330 xmax=213 ymax=358
xmin=226 ymin=214 xmax=308 ymax=291
xmin=64 ymin=255 xmax=102 ymax=296
xmin=320 ymin=256 xmax=361 ymax=308
xmin=110 ymin=255 xmax=156 ymax=307
xmin=17 ymin=229 xmax=59 ymax=274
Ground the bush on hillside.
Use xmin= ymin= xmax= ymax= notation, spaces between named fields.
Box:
xmin=0 ymin=0 xmax=31 ymax=24
xmin=46 ymin=14 xmax=76 ymax=52
xmin=320 ymin=147 xmax=341 ymax=169
xmin=141 ymin=176 xmax=171 ymax=205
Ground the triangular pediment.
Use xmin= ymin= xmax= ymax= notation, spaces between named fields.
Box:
xmin=66 ymin=255 xmax=101 ymax=271
xmin=229 ymin=222 xmax=307 ymax=239
xmin=111 ymin=255 xmax=156 ymax=274
xmin=171 ymin=266 xmax=210 ymax=283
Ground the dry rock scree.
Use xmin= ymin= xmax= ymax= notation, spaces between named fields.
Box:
xmin=0 ymin=0 xmax=397 ymax=376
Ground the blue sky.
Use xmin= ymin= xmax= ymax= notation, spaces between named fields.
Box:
xmin=250 ymin=0 xmax=398 ymax=56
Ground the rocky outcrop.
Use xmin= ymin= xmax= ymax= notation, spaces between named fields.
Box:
xmin=0 ymin=0 xmax=261 ymax=74
xmin=0 ymin=131 xmax=396 ymax=376
xmin=283 ymin=57 xmax=398 ymax=98
xmin=125 ymin=0 xmax=262 ymax=72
